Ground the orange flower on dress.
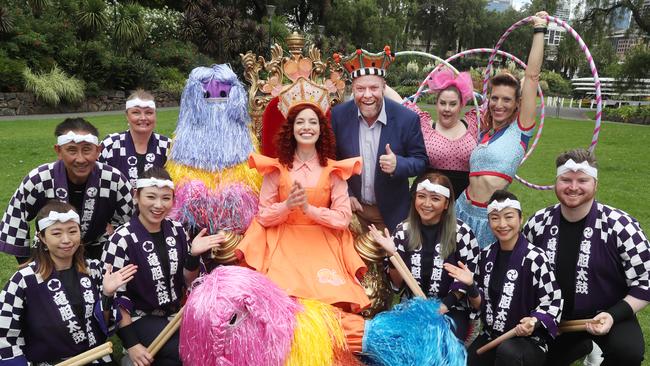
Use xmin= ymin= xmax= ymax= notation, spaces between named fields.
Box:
xmin=324 ymin=71 xmax=345 ymax=94
xmin=262 ymin=75 xmax=283 ymax=97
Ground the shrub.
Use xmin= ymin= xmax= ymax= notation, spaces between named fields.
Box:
xmin=603 ymin=105 xmax=650 ymax=125
xmin=23 ymin=65 xmax=85 ymax=106
xmin=107 ymin=55 xmax=159 ymax=90
xmin=0 ymin=53 xmax=26 ymax=92
xmin=157 ymin=66 xmax=185 ymax=96
xmin=541 ymin=70 xmax=572 ymax=96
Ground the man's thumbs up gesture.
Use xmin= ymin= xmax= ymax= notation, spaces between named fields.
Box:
xmin=379 ymin=143 xmax=397 ymax=174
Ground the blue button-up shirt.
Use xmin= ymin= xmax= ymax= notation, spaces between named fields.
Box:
xmin=357 ymin=99 xmax=387 ymax=204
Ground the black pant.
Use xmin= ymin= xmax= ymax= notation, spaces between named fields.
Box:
xmin=131 ymin=315 xmax=182 ymax=366
xmin=447 ymin=308 xmax=470 ymax=341
xmin=467 ymin=333 xmax=546 ymax=366
xmin=544 ymin=316 xmax=644 ymax=366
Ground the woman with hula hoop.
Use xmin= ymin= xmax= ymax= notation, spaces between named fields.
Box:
xmin=456 ymin=11 xmax=549 ymax=248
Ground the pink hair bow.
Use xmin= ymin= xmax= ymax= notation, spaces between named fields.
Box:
xmin=425 ymin=68 xmax=474 ymax=106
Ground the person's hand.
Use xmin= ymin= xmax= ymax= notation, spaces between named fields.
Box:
xmin=379 ymin=144 xmax=397 ymax=174
xmin=285 ymin=181 xmax=308 ymax=211
xmin=585 ymin=312 xmax=613 ymax=335
xmin=102 ymin=264 xmax=137 ymax=296
xmin=367 ymin=224 xmax=396 ymax=254
xmin=443 ymin=261 xmax=474 ymax=286
xmin=349 ymin=196 xmax=363 ymax=212
xmin=532 ymin=11 xmax=549 ymax=28
xmin=515 ymin=316 xmax=537 ymax=337
xmin=190 ymin=228 xmax=226 ymax=256
xmin=127 ymin=343 xmax=153 ymax=366
xmin=106 ymin=223 xmax=115 ymax=236
xmin=439 ymin=303 xmax=449 ymax=315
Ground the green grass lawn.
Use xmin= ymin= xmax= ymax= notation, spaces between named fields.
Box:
xmin=0 ymin=108 xmax=649 ymax=363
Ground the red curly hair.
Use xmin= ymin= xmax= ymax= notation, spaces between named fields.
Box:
xmin=276 ymin=104 xmax=336 ymax=169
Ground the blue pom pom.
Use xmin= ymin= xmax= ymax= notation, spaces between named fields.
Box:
xmin=363 ymin=298 xmax=467 ymax=366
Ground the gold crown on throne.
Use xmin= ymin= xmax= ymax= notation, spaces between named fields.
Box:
xmin=278 ymin=77 xmax=331 ymax=118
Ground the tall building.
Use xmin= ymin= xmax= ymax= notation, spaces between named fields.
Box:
xmin=486 ymin=0 xmax=513 ymax=12
xmin=544 ymin=0 xmax=571 ymax=60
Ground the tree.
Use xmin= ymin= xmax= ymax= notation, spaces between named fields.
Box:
xmin=614 ymin=45 xmax=650 ymax=87
xmin=0 ymin=7 xmax=13 ymax=34
xmin=555 ymin=34 xmax=581 ymax=78
xmin=181 ymin=1 xmax=267 ymax=65
xmin=77 ymin=0 xmax=108 ymax=37
xmin=581 ymin=0 xmax=650 ymax=35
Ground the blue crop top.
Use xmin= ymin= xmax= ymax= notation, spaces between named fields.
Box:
xmin=469 ymin=119 xmax=534 ymax=182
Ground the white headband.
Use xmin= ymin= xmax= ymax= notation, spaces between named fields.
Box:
xmin=415 ymin=179 xmax=450 ymax=198
xmin=126 ymin=98 xmax=156 ymax=110
xmin=56 ymin=131 xmax=99 ymax=146
xmin=487 ymin=198 xmax=522 ymax=214
xmin=556 ymin=159 xmax=598 ymax=179
xmin=136 ymin=178 xmax=174 ymax=189
xmin=37 ymin=210 xmax=80 ymax=231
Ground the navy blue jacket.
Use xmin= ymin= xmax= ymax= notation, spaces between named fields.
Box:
xmin=331 ymin=98 xmax=427 ymax=231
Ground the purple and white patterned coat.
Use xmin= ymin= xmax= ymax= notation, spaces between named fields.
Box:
xmin=0 ymin=260 xmax=120 ymax=365
xmin=523 ymin=201 xmax=650 ymax=318
xmin=0 ymin=161 xmax=133 ymax=257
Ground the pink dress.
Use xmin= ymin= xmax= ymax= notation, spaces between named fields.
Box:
xmin=404 ymin=101 xmax=478 ymax=197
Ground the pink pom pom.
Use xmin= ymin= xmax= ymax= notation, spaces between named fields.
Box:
xmin=170 ymin=180 xmax=258 ymax=234
xmin=180 ymin=266 xmax=302 ymax=366
xmin=425 ymin=68 xmax=474 ymax=106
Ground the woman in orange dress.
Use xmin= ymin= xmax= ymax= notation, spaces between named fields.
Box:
xmin=236 ymin=77 xmax=370 ymax=352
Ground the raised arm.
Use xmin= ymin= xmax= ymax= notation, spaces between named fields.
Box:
xmin=519 ymin=11 xmax=549 ymax=130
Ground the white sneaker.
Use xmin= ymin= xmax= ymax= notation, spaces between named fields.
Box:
xmin=583 ymin=341 xmax=603 ymax=366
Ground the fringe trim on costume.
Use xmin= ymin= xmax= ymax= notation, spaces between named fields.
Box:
xmin=364 ymin=298 xmax=467 ymax=366
xmin=286 ymin=299 xmax=347 ymax=366
xmin=171 ymin=180 xmax=258 ymax=234
xmin=166 ymin=160 xmax=262 ymax=193
xmin=179 ymin=266 xmax=302 ymax=366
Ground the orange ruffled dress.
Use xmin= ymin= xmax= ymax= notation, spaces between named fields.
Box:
xmin=236 ymin=153 xmax=371 ymax=314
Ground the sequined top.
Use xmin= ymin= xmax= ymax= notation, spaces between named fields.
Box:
xmin=469 ymin=119 xmax=534 ymax=182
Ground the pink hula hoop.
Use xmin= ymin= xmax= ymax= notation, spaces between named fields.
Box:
xmin=481 ymin=15 xmax=602 ymax=190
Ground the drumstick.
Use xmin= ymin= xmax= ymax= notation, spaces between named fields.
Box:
xmin=64 ymin=346 xmax=113 ymax=366
xmin=55 ymin=342 xmax=112 ymax=366
xmin=147 ymin=306 xmax=185 ymax=357
xmin=476 ymin=318 xmax=536 ymax=355
xmin=559 ymin=319 xmax=605 ymax=334
xmin=558 ymin=324 xmax=587 ymax=333
xmin=559 ymin=318 xmax=603 ymax=327
xmin=388 ymin=253 xmax=427 ymax=298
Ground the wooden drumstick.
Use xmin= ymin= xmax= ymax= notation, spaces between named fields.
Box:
xmin=388 ymin=253 xmax=427 ymax=299
xmin=56 ymin=342 xmax=112 ymax=366
xmin=476 ymin=318 xmax=536 ymax=355
xmin=559 ymin=318 xmax=603 ymax=327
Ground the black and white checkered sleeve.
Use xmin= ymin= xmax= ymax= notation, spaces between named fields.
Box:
xmin=103 ymin=167 xmax=133 ymax=227
xmin=102 ymin=227 xmax=133 ymax=302
xmin=457 ymin=220 xmax=480 ymax=273
xmin=529 ymin=247 xmax=563 ymax=336
xmin=157 ymin=134 xmax=171 ymax=159
xmin=0 ymin=167 xmax=48 ymax=257
xmin=0 ymin=269 xmax=28 ymax=361
xmin=523 ymin=207 xmax=551 ymax=245
xmin=608 ymin=208 xmax=650 ymax=301
xmin=390 ymin=222 xmax=409 ymax=270
xmin=102 ymin=227 xmax=131 ymax=273
xmin=99 ymin=134 xmax=119 ymax=163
